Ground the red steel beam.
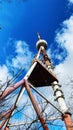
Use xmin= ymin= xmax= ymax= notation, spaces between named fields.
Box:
xmin=62 ymin=114 xmax=73 ymax=130
xmin=0 ymin=79 xmax=25 ymax=100
xmin=3 ymin=126 xmax=9 ymax=130
xmin=0 ymin=86 xmax=24 ymax=129
xmin=24 ymin=80 xmax=49 ymax=130
xmin=0 ymin=105 xmax=15 ymax=129
xmin=0 ymin=105 xmax=15 ymax=120
xmin=0 ymin=119 xmax=7 ymax=129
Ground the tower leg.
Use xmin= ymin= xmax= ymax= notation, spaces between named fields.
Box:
xmin=62 ymin=114 xmax=73 ymax=130
xmin=3 ymin=126 xmax=10 ymax=130
xmin=40 ymin=47 xmax=73 ymax=130
xmin=0 ymin=106 xmax=15 ymax=129
xmin=24 ymin=80 xmax=49 ymax=130
xmin=52 ymin=81 xmax=68 ymax=113
xmin=0 ymin=119 xmax=7 ymax=129
xmin=41 ymin=48 xmax=69 ymax=113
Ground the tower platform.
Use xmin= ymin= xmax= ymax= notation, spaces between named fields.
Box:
xmin=28 ymin=60 xmax=58 ymax=87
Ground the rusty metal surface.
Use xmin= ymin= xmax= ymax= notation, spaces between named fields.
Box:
xmin=24 ymin=80 xmax=49 ymax=130
xmin=63 ymin=114 xmax=73 ymax=130
xmin=0 ymin=79 xmax=25 ymax=100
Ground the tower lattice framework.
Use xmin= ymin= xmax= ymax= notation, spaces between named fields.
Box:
xmin=0 ymin=33 xmax=73 ymax=130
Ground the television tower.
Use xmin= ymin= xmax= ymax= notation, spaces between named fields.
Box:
xmin=0 ymin=33 xmax=73 ymax=130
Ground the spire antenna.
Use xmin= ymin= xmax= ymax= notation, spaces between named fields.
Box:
xmin=37 ymin=32 xmax=41 ymax=40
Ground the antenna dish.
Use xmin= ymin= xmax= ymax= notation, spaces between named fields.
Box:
xmin=36 ymin=32 xmax=48 ymax=50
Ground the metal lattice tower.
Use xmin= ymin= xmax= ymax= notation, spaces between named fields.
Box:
xmin=0 ymin=33 xmax=73 ymax=130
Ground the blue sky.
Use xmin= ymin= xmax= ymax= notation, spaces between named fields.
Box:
xmin=0 ymin=0 xmax=73 ymax=66
xmin=0 ymin=0 xmax=73 ymax=129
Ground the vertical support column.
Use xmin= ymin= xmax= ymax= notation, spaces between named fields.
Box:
xmin=41 ymin=47 xmax=53 ymax=73
xmin=41 ymin=47 xmax=68 ymax=113
xmin=41 ymin=47 xmax=73 ymax=130
xmin=3 ymin=126 xmax=9 ymax=130
xmin=62 ymin=114 xmax=73 ymax=130
xmin=24 ymin=80 xmax=49 ymax=130
xmin=52 ymin=81 xmax=68 ymax=113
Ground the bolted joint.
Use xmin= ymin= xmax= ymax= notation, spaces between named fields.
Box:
xmin=54 ymin=88 xmax=64 ymax=96
xmin=55 ymin=95 xmax=65 ymax=101
xmin=51 ymin=81 xmax=69 ymax=113
xmin=47 ymin=64 xmax=54 ymax=70
xmin=52 ymin=81 xmax=61 ymax=88
xmin=43 ymin=54 xmax=51 ymax=62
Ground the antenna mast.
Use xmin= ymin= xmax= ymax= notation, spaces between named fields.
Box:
xmin=0 ymin=33 xmax=73 ymax=130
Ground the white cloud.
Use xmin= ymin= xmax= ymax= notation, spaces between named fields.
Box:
xmin=9 ymin=40 xmax=33 ymax=71
xmin=55 ymin=15 xmax=73 ymax=80
xmin=53 ymin=15 xmax=73 ymax=111
xmin=0 ymin=40 xmax=36 ymax=125
xmin=0 ymin=65 xmax=9 ymax=83
xmin=0 ymin=40 xmax=33 ymax=91
xmin=68 ymin=0 xmax=73 ymax=4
